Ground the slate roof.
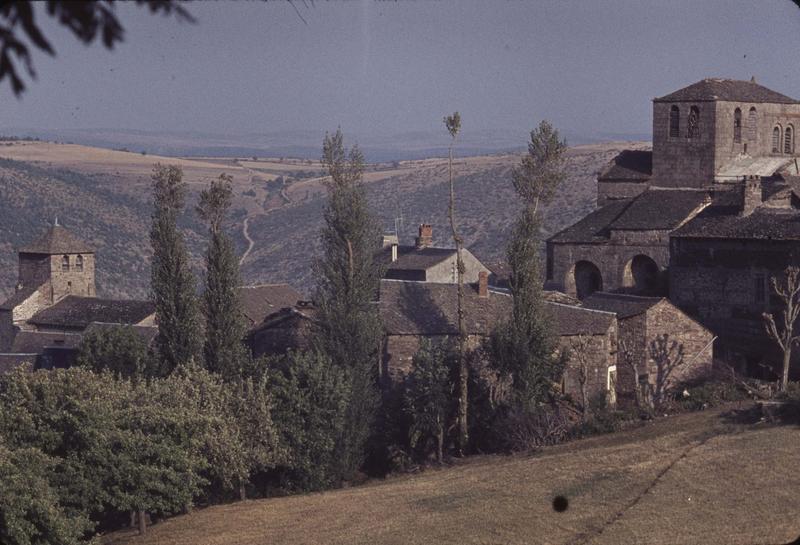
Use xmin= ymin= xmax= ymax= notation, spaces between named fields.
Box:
xmin=654 ymin=78 xmax=800 ymax=104
xmin=598 ymin=150 xmax=652 ymax=181
xmin=11 ymin=331 xmax=84 ymax=354
xmin=548 ymin=188 xmax=709 ymax=243
xmin=238 ymin=284 xmax=305 ymax=326
xmin=547 ymin=302 xmax=616 ymax=336
xmin=715 ymin=156 xmax=796 ymax=180
xmin=379 ymin=280 xmax=614 ymax=338
xmin=28 ymin=296 xmax=155 ymax=329
xmin=581 ymin=292 xmax=664 ymax=319
xmin=0 ymin=354 xmax=35 ymax=375
xmin=19 ymin=225 xmax=94 ymax=255
xmin=671 ymin=207 xmax=800 ymax=240
xmin=382 ymin=246 xmax=457 ymax=271
xmin=0 ymin=286 xmax=38 ymax=311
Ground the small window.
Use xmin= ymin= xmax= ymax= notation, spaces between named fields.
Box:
xmin=733 ymin=108 xmax=742 ymax=143
xmin=754 ymin=273 xmax=766 ymax=304
xmin=669 ymin=106 xmax=680 ymax=137
xmin=61 ymin=255 xmax=70 ymax=272
xmin=773 ymin=126 xmax=782 ymax=153
xmin=785 ymin=126 xmax=794 ymax=155
xmin=748 ymin=107 xmax=757 ymax=140
xmin=76 ymin=255 xmax=84 ymax=272
xmin=687 ymin=106 xmax=700 ymax=138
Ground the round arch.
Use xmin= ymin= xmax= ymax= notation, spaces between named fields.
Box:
xmin=566 ymin=260 xmax=603 ymax=300
xmin=622 ymin=254 xmax=660 ymax=295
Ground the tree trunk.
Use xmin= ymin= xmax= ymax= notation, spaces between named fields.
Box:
xmin=239 ymin=479 xmax=247 ymax=502
xmin=129 ymin=510 xmax=136 ymax=529
xmin=436 ymin=421 xmax=444 ymax=465
xmin=782 ymin=346 xmax=791 ymax=392
xmin=138 ymin=509 xmax=147 ymax=536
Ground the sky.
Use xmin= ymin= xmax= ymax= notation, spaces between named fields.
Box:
xmin=2 ymin=0 xmax=800 ymax=143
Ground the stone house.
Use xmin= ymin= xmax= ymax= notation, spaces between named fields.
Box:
xmin=381 ymin=224 xmax=490 ymax=284
xmin=582 ymin=292 xmax=715 ymax=405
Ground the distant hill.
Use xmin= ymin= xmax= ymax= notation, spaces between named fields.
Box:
xmin=0 ymin=140 xmax=648 ymax=300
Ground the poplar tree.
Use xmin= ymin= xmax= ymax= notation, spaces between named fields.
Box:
xmin=314 ymin=128 xmax=383 ymax=481
xmin=197 ymin=174 xmax=250 ymax=381
xmin=444 ymin=111 xmax=469 ymax=454
xmin=489 ymin=121 xmax=567 ymax=410
xmin=150 ymin=164 xmax=203 ymax=374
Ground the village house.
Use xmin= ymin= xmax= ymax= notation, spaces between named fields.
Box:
xmin=548 ymin=77 xmax=800 ymax=381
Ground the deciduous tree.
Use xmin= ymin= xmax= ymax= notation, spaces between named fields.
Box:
xmin=763 ymin=266 xmax=800 ymax=392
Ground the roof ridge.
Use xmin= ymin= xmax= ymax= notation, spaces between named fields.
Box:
xmin=548 ymin=301 xmax=617 ymax=316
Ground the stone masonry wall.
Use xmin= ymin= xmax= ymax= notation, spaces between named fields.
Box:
xmin=48 ymin=253 xmax=95 ymax=302
xmin=559 ymin=325 xmax=617 ymax=407
xmin=714 ymin=101 xmax=800 ymax=169
xmin=652 ymin=101 xmax=717 ymax=187
xmin=425 ymin=250 xmax=491 ymax=284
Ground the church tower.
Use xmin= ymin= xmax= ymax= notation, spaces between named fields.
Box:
xmin=17 ymin=220 xmax=96 ymax=304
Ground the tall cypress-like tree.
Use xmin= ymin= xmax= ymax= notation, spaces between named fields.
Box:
xmin=488 ymin=121 xmax=567 ymax=410
xmin=150 ymin=164 xmax=202 ymax=374
xmin=314 ymin=128 xmax=383 ymax=481
xmin=197 ymin=174 xmax=249 ymax=381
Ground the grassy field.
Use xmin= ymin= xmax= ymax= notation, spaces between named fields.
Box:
xmin=104 ymin=404 xmax=800 ymax=545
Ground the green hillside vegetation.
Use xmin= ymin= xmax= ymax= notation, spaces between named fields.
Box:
xmin=103 ymin=405 xmax=800 ymax=545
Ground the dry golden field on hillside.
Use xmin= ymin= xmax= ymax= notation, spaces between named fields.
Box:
xmin=104 ymin=405 xmax=800 ymax=545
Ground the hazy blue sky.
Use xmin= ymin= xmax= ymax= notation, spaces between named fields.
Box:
xmin=2 ymin=0 xmax=800 ymax=141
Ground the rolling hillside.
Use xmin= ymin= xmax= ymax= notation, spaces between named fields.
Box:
xmin=102 ymin=405 xmax=800 ymax=545
xmin=0 ymin=140 xmax=647 ymax=299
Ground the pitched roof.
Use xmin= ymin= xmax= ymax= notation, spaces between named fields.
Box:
xmin=715 ymin=156 xmax=796 ymax=180
xmin=547 ymin=302 xmax=616 ymax=336
xmin=83 ymin=322 xmax=159 ymax=346
xmin=11 ymin=331 xmax=84 ymax=354
xmin=19 ymin=225 xmax=94 ymax=255
xmin=598 ymin=150 xmax=652 ymax=181
xmin=0 ymin=354 xmax=35 ymax=375
xmin=382 ymin=246 xmax=457 ymax=271
xmin=28 ymin=296 xmax=155 ymax=329
xmin=581 ymin=292 xmax=664 ymax=319
xmin=0 ymin=286 xmax=39 ymax=311
xmin=238 ymin=284 xmax=305 ymax=326
xmin=654 ymin=78 xmax=800 ymax=104
xmin=548 ymin=199 xmax=632 ymax=244
xmin=671 ymin=206 xmax=800 ymax=240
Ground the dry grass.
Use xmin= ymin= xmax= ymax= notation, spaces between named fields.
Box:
xmin=103 ymin=405 xmax=800 ymax=545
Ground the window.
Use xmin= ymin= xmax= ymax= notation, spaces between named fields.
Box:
xmin=733 ymin=108 xmax=742 ymax=143
xmin=61 ymin=255 xmax=69 ymax=272
xmin=669 ymin=106 xmax=680 ymax=137
xmin=785 ymin=126 xmax=794 ymax=154
xmin=754 ymin=273 xmax=766 ymax=305
xmin=748 ymin=107 xmax=757 ymax=140
xmin=76 ymin=255 xmax=84 ymax=272
xmin=773 ymin=126 xmax=782 ymax=153
xmin=687 ymin=106 xmax=700 ymax=138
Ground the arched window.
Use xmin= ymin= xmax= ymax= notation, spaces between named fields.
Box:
xmin=785 ymin=126 xmax=794 ymax=155
xmin=687 ymin=106 xmax=700 ymax=138
xmin=61 ymin=255 xmax=70 ymax=272
xmin=773 ymin=126 xmax=782 ymax=153
xmin=733 ymin=108 xmax=742 ymax=143
xmin=669 ymin=106 xmax=680 ymax=138
xmin=76 ymin=255 xmax=84 ymax=272
xmin=748 ymin=107 xmax=757 ymax=140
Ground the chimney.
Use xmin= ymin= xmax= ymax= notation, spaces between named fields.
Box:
xmin=381 ymin=234 xmax=399 ymax=249
xmin=391 ymin=243 xmax=398 ymax=263
xmin=741 ymin=175 xmax=762 ymax=217
xmin=415 ymin=224 xmax=433 ymax=248
xmin=478 ymin=271 xmax=489 ymax=298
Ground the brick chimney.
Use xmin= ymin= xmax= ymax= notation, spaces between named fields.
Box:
xmin=741 ymin=176 xmax=762 ymax=217
xmin=478 ymin=271 xmax=489 ymax=298
xmin=415 ymin=224 xmax=433 ymax=249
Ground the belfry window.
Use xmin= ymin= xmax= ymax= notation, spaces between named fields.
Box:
xmin=61 ymin=255 xmax=70 ymax=272
xmin=748 ymin=107 xmax=757 ymax=140
xmin=76 ymin=255 xmax=84 ymax=272
xmin=785 ymin=126 xmax=794 ymax=155
xmin=733 ymin=108 xmax=742 ymax=143
xmin=773 ymin=126 xmax=782 ymax=153
xmin=687 ymin=106 xmax=700 ymax=138
xmin=669 ymin=106 xmax=680 ymax=137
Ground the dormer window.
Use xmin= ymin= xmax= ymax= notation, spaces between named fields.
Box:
xmin=669 ymin=106 xmax=680 ymax=138
xmin=61 ymin=255 xmax=70 ymax=271
xmin=773 ymin=126 xmax=782 ymax=153
xmin=785 ymin=126 xmax=794 ymax=155
xmin=687 ymin=106 xmax=700 ymax=138
xmin=76 ymin=255 xmax=84 ymax=272
xmin=733 ymin=108 xmax=742 ymax=143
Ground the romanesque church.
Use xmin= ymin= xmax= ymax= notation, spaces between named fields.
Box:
xmin=547 ymin=77 xmax=800 ymax=377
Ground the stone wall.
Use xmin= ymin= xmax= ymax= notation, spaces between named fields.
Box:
xmin=48 ymin=253 xmax=95 ymax=302
xmin=18 ymin=254 xmax=50 ymax=289
xmin=559 ymin=326 xmax=617 ymax=407
xmin=652 ymin=101 xmax=717 ymax=187
xmin=425 ymin=250 xmax=491 ymax=284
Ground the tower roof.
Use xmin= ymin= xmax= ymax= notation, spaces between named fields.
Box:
xmin=654 ymin=78 xmax=799 ymax=104
xmin=19 ymin=225 xmax=94 ymax=255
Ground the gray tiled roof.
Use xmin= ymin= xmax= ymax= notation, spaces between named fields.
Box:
xmin=548 ymin=199 xmax=632 ymax=244
xmin=598 ymin=150 xmax=652 ymax=181
xmin=238 ymin=284 xmax=305 ymax=326
xmin=671 ymin=207 xmax=800 ymax=240
xmin=547 ymin=302 xmax=616 ymax=336
xmin=382 ymin=246 xmax=457 ymax=271
xmin=581 ymin=292 xmax=664 ymax=319
xmin=29 ymin=296 xmax=155 ymax=329
xmin=19 ymin=225 xmax=94 ymax=255
xmin=654 ymin=78 xmax=799 ymax=104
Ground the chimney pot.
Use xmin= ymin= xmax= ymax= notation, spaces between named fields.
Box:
xmin=391 ymin=244 xmax=398 ymax=263
xmin=478 ymin=271 xmax=489 ymax=298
